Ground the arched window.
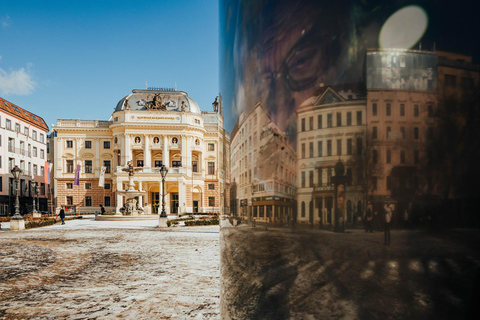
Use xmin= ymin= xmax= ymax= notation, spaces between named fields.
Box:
xmin=301 ymin=202 xmax=306 ymax=217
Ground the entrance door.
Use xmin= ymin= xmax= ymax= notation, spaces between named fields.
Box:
xmin=151 ymin=192 xmax=159 ymax=213
xmin=171 ymin=193 xmax=179 ymax=214
xmin=193 ymin=201 xmax=199 ymax=213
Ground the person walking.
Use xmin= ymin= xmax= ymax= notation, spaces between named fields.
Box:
xmin=59 ymin=208 xmax=66 ymax=225
xmin=100 ymin=204 xmax=106 ymax=215
xmin=384 ymin=203 xmax=393 ymax=245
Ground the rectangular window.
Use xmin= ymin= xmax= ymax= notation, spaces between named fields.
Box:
xmin=85 ymin=183 xmax=92 ymax=189
xmin=445 ymin=74 xmax=457 ymax=87
xmin=67 ymin=196 xmax=73 ymax=205
xmin=318 ymin=141 xmax=323 ymax=157
xmin=33 ymin=130 xmax=37 ymax=140
xmin=414 ymin=127 xmax=419 ymax=140
xmin=40 ymin=166 xmax=44 ymax=176
xmin=317 ymin=115 xmax=322 ymax=129
xmin=347 ymin=112 xmax=352 ymax=126
xmin=309 ymin=142 xmax=313 ymax=158
xmin=66 ymin=160 xmax=74 ymax=173
xmin=208 ymin=162 xmax=215 ymax=174
xmin=136 ymin=160 xmax=144 ymax=167
xmin=40 ymin=149 xmax=45 ymax=159
xmin=301 ymin=118 xmax=305 ymax=131
xmin=85 ymin=140 xmax=92 ymax=149
xmin=40 ymin=133 xmax=44 ymax=143
xmin=309 ymin=116 xmax=313 ymax=130
xmin=6 ymin=119 xmax=11 ymax=130
xmin=85 ymin=196 xmax=92 ymax=206
xmin=104 ymin=141 xmax=111 ymax=149
xmin=386 ymin=126 xmax=391 ymax=138
xmin=327 ymin=140 xmax=332 ymax=156
xmin=301 ymin=171 xmax=306 ymax=188
xmin=372 ymin=103 xmax=377 ymax=116
xmin=347 ymin=139 xmax=352 ymax=155
xmin=401 ymin=127 xmax=406 ymax=139
xmin=414 ymin=150 xmax=419 ymax=164
xmin=172 ymin=161 xmax=181 ymax=167
xmin=337 ymin=139 xmax=342 ymax=155
xmin=301 ymin=143 xmax=305 ymax=158
xmin=154 ymin=160 xmax=163 ymax=167
xmin=33 ymin=164 xmax=38 ymax=175
xmin=208 ymin=197 xmax=215 ymax=207
xmin=386 ymin=103 xmax=391 ymax=116
xmin=427 ymin=105 xmax=434 ymax=117
xmin=33 ymin=147 xmax=37 ymax=157
xmin=104 ymin=196 xmax=111 ymax=207
xmin=104 ymin=160 xmax=111 ymax=173
xmin=357 ymin=111 xmax=362 ymax=125
xmin=66 ymin=140 xmax=73 ymax=148
xmin=373 ymin=150 xmax=378 ymax=164
xmin=372 ymin=126 xmax=377 ymax=139
xmin=208 ymin=143 xmax=215 ymax=151
xmin=66 ymin=183 xmax=73 ymax=189
xmin=104 ymin=183 xmax=111 ymax=190
xmin=15 ymin=123 xmax=20 ymax=132
xmin=336 ymin=112 xmax=342 ymax=127
xmin=208 ymin=183 xmax=215 ymax=190
xmin=327 ymin=114 xmax=332 ymax=128
xmin=24 ymin=127 xmax=29 ymax=136
xmin=400 ymin=150 xmax=406 ymax=164
xmin=309 ymin=171 xmax=314 ymax=187
xmin=386 ymin=149 xmax=391 ymax=164
xmin=414 ymin=104 xmax=419 ymax=117
xmin=356 ymin=138 xmax=362 ymax=155
xmin=85 ymin=160 xmax=93 ymax=173
xmin=400 ymin=104 xmax=405 ymax=116
xmin=192 ymin=161 xmax=198 ymax=172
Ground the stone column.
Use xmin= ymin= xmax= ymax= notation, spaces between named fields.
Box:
xmin=144 ymin=135 xmax=151 ymax=167
xmin=178 ymin=179 xmax=186 ymax=214
xmin=163 ymin=136 xmax=170 ymax=167
xmin=181 ymin=135 xmax=187 ymax=170
xmin=124 ymin=134 xmax=132 ymax=164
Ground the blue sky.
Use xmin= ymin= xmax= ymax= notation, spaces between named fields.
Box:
xmin=0 ymin=0 xmax=219 ymax=131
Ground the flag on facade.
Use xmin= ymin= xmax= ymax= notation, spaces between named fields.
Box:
xmin=44 ymin=161 xmax=52 ymax=184
xmin=74 ymin=164 xmax=81 ymax=186
xmin=98 ymin=166 xmax=106 ymax=187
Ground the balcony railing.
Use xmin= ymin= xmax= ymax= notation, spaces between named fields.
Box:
xmin=115 ymin=166 xmax=186 ymax=175
xmin=7 ymin=145 xmax=32 ymax=157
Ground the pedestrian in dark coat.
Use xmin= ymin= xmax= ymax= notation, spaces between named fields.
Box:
xmin=384 ymin=204 xmax=393 ymax=245
xmin=365 ymin=204 xmax=373 ymax=233
xmin=59 ymin=208 xmax=66 ymax=225
xmin=100 ymin=204 xmax=106 ymax=215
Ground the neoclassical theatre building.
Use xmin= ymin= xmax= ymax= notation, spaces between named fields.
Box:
xmin=49 ymin=89 xmax=230 ymax=215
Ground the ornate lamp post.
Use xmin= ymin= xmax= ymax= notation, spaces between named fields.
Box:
xmin=30 ymin=181 xmax=41 ymax=218
xmin=331 ymin=159 xmax=347 ymax=233
xmin=158 ymin=165 xmax=169 ymax=227
xmin=10 ymin=165 xmax=25 ymax=230
xmin=36 ymin=185 xmax=40 ymax=212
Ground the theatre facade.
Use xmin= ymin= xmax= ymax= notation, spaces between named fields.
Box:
xmin=49 ymin=89 xmax=230 ymax=215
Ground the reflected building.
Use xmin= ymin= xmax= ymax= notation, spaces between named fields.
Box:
xmin=230 ymin=102 xmax=296 ymax=224
xmin=296 ymin=85 xmax=366 ymax=225
xmin=50 ymin=89 xmax=229 ymax=215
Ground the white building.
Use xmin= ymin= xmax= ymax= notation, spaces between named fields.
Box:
xmin=230 ymin=102 xmax=296 ymax=223
xmin=296 ymin=85 xmax=366 ymax=225
xmin=0 ymin=97 xmax=49 ymax=215
xmin=49 ymin=89 xmax=229 ymax=215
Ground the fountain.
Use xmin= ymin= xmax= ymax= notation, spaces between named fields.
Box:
xmin=115 ymin=161 xmax=147 ymax=216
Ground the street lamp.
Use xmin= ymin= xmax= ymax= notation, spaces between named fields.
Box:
xmin=10 ymin=165 xmax=25 ymax=230
xmin=250 ymin=182 xmax=254 ymax=226
xmin=36 ymin=185 xmax=40 ymax=212
xmin=158 ymin=165 xmax=169 ymax=227
xmin=30 ymin=181 xmax=37 ymax=214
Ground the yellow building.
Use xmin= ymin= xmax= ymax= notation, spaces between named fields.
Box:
xmin=50 ymin=89 xmax=229 ymax=215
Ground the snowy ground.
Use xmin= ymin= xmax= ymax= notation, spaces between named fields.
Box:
xmin=0 ymin=217 xmax=220 ymax=319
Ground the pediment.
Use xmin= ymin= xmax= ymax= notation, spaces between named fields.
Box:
xmin=101 ymin=153 xmax=113 ymax=159
xmin=82 ymin=153 xmax=94 ymax=158
xmin=63 ymin=153 xmax=74 ymax=159
xmin=314 ymin=88 xmax=345 ymax=106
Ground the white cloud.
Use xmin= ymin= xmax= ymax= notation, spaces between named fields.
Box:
xmin=2 ymin=15 xmax=11 ymax=28
xmin=0 ymin=65 xmax=36 ymax=95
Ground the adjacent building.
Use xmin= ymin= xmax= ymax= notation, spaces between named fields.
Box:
xmin=296 ymin=85 xmax=366 ymax=225
xmin=0 ymin=97 xmax=49 ymax=215
xmin=230 ymin=102 xmax=296 ymax=224
xmin=49 ymin=88 xmax=229 ymax=215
